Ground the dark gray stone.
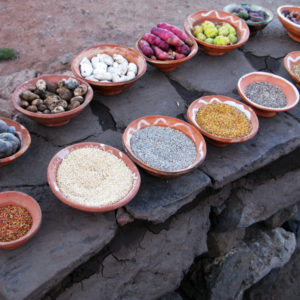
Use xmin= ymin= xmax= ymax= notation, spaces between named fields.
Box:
xmin=94 ymin=66 xmax=186 ymax=129
xmin=14 ymin=105 xmax=102 ymax=147
xmin=168 ymin=50 xmax=255 ymax=95
xmin=85 ymin=129 xmax=123 ymax=150
xmin=0 ymin=186 xmax=117 ymax=300
xmin=126 ymin=169 xmax=211 ymax=223
xmin=241 ymin=19 xmax=299 ymax=58
xmin=264 ymin=205 xmax=298 ymax=229
xmin=56 ymin=200 xmax=211 ymax=300
xmin=201 ymin=113 xmax=300 ymax=188
xmin=158 ymin=292 xmax=183 ymax=300
xmin=0 ymin=134 xmax=60 ymax=187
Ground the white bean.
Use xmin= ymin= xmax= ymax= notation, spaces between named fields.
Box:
xmin=80 ymin=63 xmax=93 ymax=77
xmin=128 ymin=62 xmax=138 ymax=75
xmin=93 ymin=70 xmax=113 ymax=81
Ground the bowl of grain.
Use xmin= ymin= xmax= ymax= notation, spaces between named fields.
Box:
xmin=47 ymin=142 xmax=141 ymax=212
xmin=284 ymin=51 xmax=300 ymax=89
xmin=122 ymin=115 xmax=206 ymax=178
xmin=187 ymin=95 xmax=259 ymax=147
xmin=237 ymin=71 xmax=300 ymax=117
xmin=0 ymin=191 xmax=42 ymax=250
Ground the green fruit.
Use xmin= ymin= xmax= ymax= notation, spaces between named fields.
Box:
xmin=196 ymin=33 xmax=206 ymax=41
xmin=205 ymin=38 xmax=215 ymax=44
xmin=228 ymin=33 xmax=237 ymax=44
xmin=193 ymin=25 xmax=203 ymax=35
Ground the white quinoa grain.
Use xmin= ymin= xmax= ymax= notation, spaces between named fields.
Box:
xmin=56 ymin=148 xmax=133 ymax=207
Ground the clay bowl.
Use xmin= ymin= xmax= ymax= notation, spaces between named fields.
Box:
xmin=223 ymin=3 xmax=273 ymax=36
xmin=0 ymin=191 xmax=42 ymax=250
xmin=71 ymin=44 xmax=147 ymax=95
xmin=135 ymin=36 xmax=198 ymax=72
xmin=187 ymin=95 xmax=259 ymax=147
xmin=277 ymin=5 xmax=300 ymax=42
xmin=284 ymin=51 xmax=300 ymax=89
xmin=184 ymin=10 xmax=250 ymax=56
xmin=122 ymin=115 xmax=207 ymax=178
xmin=11 ymin=74 xmax=93 ymax=127
xmin=237 ymin=72 xmax=300 ymax=117
xmin=47 ymin=142 xmax=141 ymax=212
xmin=0 ymin=117 xmax=31 ymax=167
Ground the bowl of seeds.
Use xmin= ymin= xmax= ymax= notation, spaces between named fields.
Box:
xmin=47 ymin=142 xmax=141 ymax=212
xmin=237 ymin=71 xmax=300 ymax=117
xmin=0 ymin=191 xmax=42 ymax=250
xmin=284 ymin=51 xmax=300 ymax=89
xmin=187 ymin=95 xmax=259 ymax=147
xmin=122 ymin=115 xmax=207 ymax=178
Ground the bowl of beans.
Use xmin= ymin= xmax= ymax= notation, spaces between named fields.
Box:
xmin=122 ymin=115 xmax=207 ymax=178
xmin=187 ymin=95 xmax=259 ymax=147
xmin=71 ymin=44 xmax=147 ymax=96
xmin=237 ymin=71 xmax=300 ymax=118
xmin=284 ymin=51 xmax=300 ymax=89
xmin=0 ymin=191 xmax=42 ymax=250
xmin=0 ymin=117 xmax=31 ymax=167
xmin=47 ymin=142 xmax=141 ymax=212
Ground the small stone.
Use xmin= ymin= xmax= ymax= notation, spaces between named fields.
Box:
xmin=36 ymin=79 xmax=47 ymax=91
xmin=46 ymin=82 xmax=58 ymax=93
xmin=74 ymin=84 xmax=88 ymax=96
xmin=116 ymin=208 xmax=134 ymax=226
xmin=27 ymin=105 xmax=38 ymax=112
xmin=56 ymin=87 xmax=72 ymax=101
xmin=64 ymin=78 xmax=80 ymax=90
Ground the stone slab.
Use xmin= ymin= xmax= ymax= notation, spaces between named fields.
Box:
xmin=0 ymin=186 xmax=117 ymax=300
xmin=241 ymin=19 xmax=299 ymax=58
xmin=201 ymin=112 xmax=300 ymax=188
xmin=56 ymin=199 xmax=210 ymax=300
xmin=94 ymin=66 xmax=186 ymax=129
xmin=14 ymin=105 xmax=102 ymax=147
xmin=168 ymin=49 xmax=255 ymax=95
xmin=126 ymin=169 xmax=211 ymax=223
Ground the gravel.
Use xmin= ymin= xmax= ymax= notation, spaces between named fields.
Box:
xmin=130 ymin=126 xmax=197 ymax=171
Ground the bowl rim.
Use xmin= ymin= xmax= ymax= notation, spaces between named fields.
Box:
xmin=283 ymin=51 xmax=300 ymax=82
xmin=135 ymin=36 xmax=199 ymax=65
xmin=71 ymin=43 xmax=147 ymax=86
xmin=0 ymin=191 xmax=42 ymax=249
xmin=223 ymin=3 xmax=274 ymax=25
xmin=47 ymin=142 xmax=141 ymax=212
xmin=184 ymin=10 xmax=250 ymax=49
xmin=122 ymin=115 xmax=207 ymax=176
xmin=11 ymin=74 xmax=94 ymax=119
xmin=277 ymin=5 xmax=300 ymax=28
xmin=187 ymin=95 xmax=259 ymax=144
xmin=0 ymin=117 xmax=31 ymax=164
xmin=237 ymin=71 xmax=300 ymax=111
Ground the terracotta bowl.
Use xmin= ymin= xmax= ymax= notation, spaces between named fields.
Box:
xmin=0 ymin=117 xmax=31 ymax=167
xmin=187 ymin=95 xmax=259 ymax=147
xmin=0 ymin=191 xmax=42 ymax=250
xmin=122 ymin=115 xmax=207 ymax=178
xmin=135 ymin=36 xmax=198 ymax=72
xmin=184 ymin=10 xmax=250 ymax=56
xmin=11 ymin=74 xmax=93 ymax=127
xmin=277 ymin=5 xmax=300 ymax=42
xmin=71 ymin=44 xmax=147 ymax=95
xmin=47 ymin=142 xmax=141 ymax=212
xmin=284 ymin=51 xmax=300 ymax=89
xmin=237 ymin=71 xmax=300 ymax=117
xmin=223 ymin=3 xmax=273 ymax=36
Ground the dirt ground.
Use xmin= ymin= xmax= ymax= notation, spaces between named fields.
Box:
xmin=1 ymin=0 xmax=294 ymax=77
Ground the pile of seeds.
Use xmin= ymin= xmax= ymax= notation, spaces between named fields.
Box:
xmin=56 ymin=148 xmax=133 ymax=207
xmin=245 ymin=81 xmax=287 ymax=108
xmin=292 ymin=64 xmax=300 ymax=78
xmin=130 ymin=126 xmax=197 ymax=171
xmin=0 ymin=205 xmax=33 ymax=242
xmin=196 ymin=102 xmax=252 ymax=138
xmin=20 ymin=78 xmax=88 ymax=114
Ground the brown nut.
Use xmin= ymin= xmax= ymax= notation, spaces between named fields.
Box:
xmin=57 ymin=79 xmax=66 ymax=88
xmin=56 ymin=87 xmax=72 ymax=101
xmin=57 ymin=100 xmax=68 ymax=109
xmin=32 ymin=99 xmax=44 ymax=106
xmin=46 ymin=82 xmax=58 ymax=93
xmin=43 ymin=109 xmax=51 ymax=114
xmin=21 ymin=90 xmax=39 ymax=101
xmin=27 ymin=85 xmax=37 ymax=92
xmin=36 ymin=79 xmax=47 ymax=91
xmin=20 ymin=100 xmax=29 ymax=108
xmin=44 ymin=95 xmax=60 ymax=108
xmin=37 ymin=104 xmax=47 ymax=112
xmin=74 ymin=85 xmax=88 ymax=97
xmin=51 ymin=106 xmax=65 ymax=114
xmin=27 ymin=105 xmax=38 ymax=112
xmin=68 ymin=101 xmax=81 ymax=110
xmin=70 ymin=96 xmax=84 ymax=104
xmin=34 ymin=89 xmax=46 ymax=99
xmin=37 ymin=111 xmax=43 ymax=114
